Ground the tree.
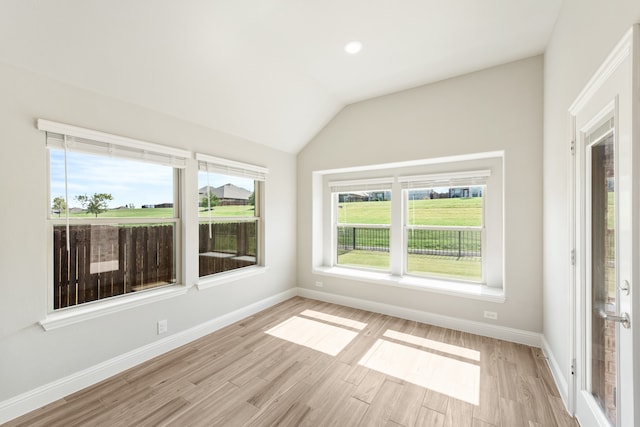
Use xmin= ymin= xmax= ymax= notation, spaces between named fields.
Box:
xmin=200 ymin=192 xmax=219 ymax=210
xmin=52 ymin=197 xmax=66 ymax=217
xmin=51 ymin=197 xmax=67 ymax=217
xmin=248 ymin=192 xmax=255 ymax=206
xmin=75 ymin=193 xmax=113 ymax=217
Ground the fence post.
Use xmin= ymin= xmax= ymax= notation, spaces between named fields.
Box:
xmin=237 ymin=222 xmax=247 ymax=256
xmin=458 ymin=230 xmax=462 ymax=259
xmin=352 ymin=227 xmax=356 ymax=250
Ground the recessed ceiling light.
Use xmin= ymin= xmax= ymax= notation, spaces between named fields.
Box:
xmin=344 ymin=41 xmax=363 ymax=55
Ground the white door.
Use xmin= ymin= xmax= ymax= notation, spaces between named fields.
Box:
xmin=571 ymin=26 xmax=638 ymax=427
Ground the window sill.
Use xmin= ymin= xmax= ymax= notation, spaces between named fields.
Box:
xmin=40 ymin=284 xmax=189 ymax=331
xmin=312 ymin=266 xmax=505 ymax=303
xmin=195 ymin=265 xmax=269 ymax=290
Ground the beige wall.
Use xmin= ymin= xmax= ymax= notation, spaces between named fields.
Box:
xmin=0 ymin=61 xmax=297 ymax=402
xmin=297 ymin=56 xmax=544 ymax=332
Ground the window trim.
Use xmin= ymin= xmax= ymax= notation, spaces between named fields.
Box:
xmin=331 ymin=179 xmax=393 ymax=272
xmin=42 ymin=120 xmax=188 ymax=316
xmin=312 ymin=265 xmax=506 ymax=303
xmin=402 ymin=181 xmax=487 ymax=283
xmin=195 ymin=265 xmax=270 ymax=290
xmin=39 ymin=284 xmax=188 ymax=331
xmin=195 ymin=153 xmax=268 ymax=279
xmin=312 ymin=152 xmax=505 ymax=299
xmin=38 ymin=119 xmax=190 ymax=167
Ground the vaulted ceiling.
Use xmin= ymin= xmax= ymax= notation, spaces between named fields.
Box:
xmin=0 ymin=1 xmax=562 ymax=153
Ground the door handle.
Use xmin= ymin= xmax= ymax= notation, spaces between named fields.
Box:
xmin=598 ymin=309 xmax=631 ymax=329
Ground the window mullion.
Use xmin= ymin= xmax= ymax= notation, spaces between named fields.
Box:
xmin=390 ymin=180 xmax=403 ymax=276
xmin=332 ymin=192 xmax=338 ymax=266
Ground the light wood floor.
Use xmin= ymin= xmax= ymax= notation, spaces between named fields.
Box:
xmin=5 ymin=297 xmax=578 ymax=427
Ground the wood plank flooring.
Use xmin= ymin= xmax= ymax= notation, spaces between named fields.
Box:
xmin=4 ymin=297 xmax=578 ymax=426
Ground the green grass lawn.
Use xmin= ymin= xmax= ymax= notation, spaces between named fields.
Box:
xmin=338 ymin=250 xmax=481 ymax=281
xmin=58 ymin=207 xmax=175 ymax=219
xmin=407 ymin=197 xmax=482 ymax=226
xmin=55 ymin=205 xmax=256 ymax=219
xmin=338 ymin=201 xmax=391 ymax=224
xmin=338 ymin=197 xmax=482 ymax=226
xmin=60 ymin=197 xmax=481 ymax=224
xmin=338 ymin=250 xmax=390 ymax=270
xmin=198 ymin=205 xmax=256 ymax=217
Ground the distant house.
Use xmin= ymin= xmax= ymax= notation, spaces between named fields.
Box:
xmin=338 ymin=191 xmax=369 ymax=203
xmin=199 ymin=183 xmax=252 ymax=206
xmin=448 ymin=187 xmax=483 ymax=198
xmin=338 ymin=191 xmax=390 ymax=203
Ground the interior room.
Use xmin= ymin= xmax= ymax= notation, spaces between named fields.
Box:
xmin=1 ymin=1 xmax=640 ymax=425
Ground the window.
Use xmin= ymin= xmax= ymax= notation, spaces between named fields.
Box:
xmin=330 ymin=178 xmax=393 ymax=271
xmin=196 ymin=153 xmax=267 ymax=278
xmin=316 ymin=154 xmax=503 ymax=295
xmin=400 ymin=171 xmax=489 ymax=282
xmin=41 ymin=120 xmax=189 ymax=311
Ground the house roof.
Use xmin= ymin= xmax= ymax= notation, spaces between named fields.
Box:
xmin=199 ymin=184 xmax=251 ymax=201
xmin=0 ymin=1 xmax=562 ymax=153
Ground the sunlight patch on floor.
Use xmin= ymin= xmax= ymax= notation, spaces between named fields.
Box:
xmin=383 ymin=329 xmax=480 ymax=361
xmin=300 ymin=309 xmax=367 ymax=330
xmin=265 ymin=315 xmax=359 ymax=356
xmin=358 ymin=338 xmax=480 ymax=405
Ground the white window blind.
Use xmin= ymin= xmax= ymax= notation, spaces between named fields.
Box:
xmin=196 ymin=153 xmax=268 ymax=181
xmin=398 ymin=170 xmax=491 ymax=189
xmin=38 ymin=119 xmax=190 ymax=168
xmin=328 ymin=177 xmax=394 ymax=193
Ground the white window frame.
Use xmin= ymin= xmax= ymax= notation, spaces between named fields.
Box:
xmin=329 ymin=177 xmax=394 ymax=272
xmin=312 ymin=152 xmax=505 ymax=302
xmin=400 ymin=170 xmax=489 ymax=283
xmin=194 ymin=153 xmax=268 ymax=289
xmin=39 ymin=120 xmax=190 ymax=330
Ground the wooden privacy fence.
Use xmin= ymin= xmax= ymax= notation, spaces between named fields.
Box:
xmin=198 ymin=221 xmax=257 ymax=276
xmin=53 ymin=224 xmax=174 ymax=309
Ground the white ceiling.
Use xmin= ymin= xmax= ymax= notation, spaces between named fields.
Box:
xmin=0 ymin=0 xmax=562 ymax=153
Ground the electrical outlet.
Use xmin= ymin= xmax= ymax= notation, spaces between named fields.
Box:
xmin=315 ymin=281 xmax=324 ymax=288
xmin=483 ymin=311 xmax=498 ymax=320
xmin=157 ymin=319 xmax=168 ymax=334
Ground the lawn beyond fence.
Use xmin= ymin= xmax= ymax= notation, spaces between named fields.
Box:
xmin=339 ymin=250 xmax=482 ymax=281
xmin=338 ymin=198 xmax=483 ymax=226
xmin=336 ymin=225 xmax=483 ymax=281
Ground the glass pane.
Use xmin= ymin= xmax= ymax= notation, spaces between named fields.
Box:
xmin=53 ymin=223 xmax=176 ymax=309
xmin=590 ymin=132 xmax=617 ymax=426
xmin=198 ymin=171 xmax=258 ymax=277
xmin=407 ymin=187 xmax=483 ymax=226
xmin=197 ymin=171 xmax=256 ymax=218
xmin=406 ymin=187 xmax=483 ymax=281
xmin=336 ymin=190 xmax=390 ymax=270
xmin=198 ymin=219 xmax=258 ymax=277
xmin=50 ymin=150 xmax=175 ymax=218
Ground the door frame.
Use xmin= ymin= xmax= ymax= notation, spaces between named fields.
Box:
xmin=569 ymin=25 xmax=640 ymax=426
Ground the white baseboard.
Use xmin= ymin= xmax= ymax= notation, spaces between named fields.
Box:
xmin=541 ymin=335 xmax=572 ymax=414
xmin=297 ymin=287 xmax=542 ymax=347
xmin=0 ymin=288 xmax=296 ymax=425
xmin=1 ymin=286 xmax=553 ymax=424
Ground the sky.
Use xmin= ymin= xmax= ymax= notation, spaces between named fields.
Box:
xmin=50 ymin=150 xmax=253 ymax=209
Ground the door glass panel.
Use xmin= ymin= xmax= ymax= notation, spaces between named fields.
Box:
xmin=590 ymin=129 xmax=616 ymax=426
